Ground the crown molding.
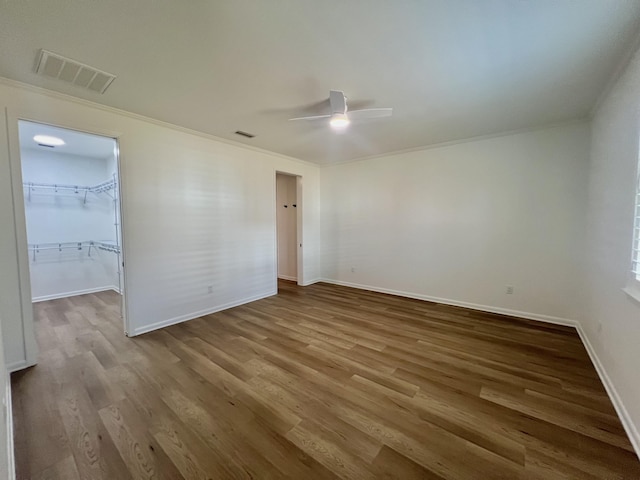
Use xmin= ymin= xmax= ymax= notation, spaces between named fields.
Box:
xmin=0 ymin=76 xmax=317 ymax=169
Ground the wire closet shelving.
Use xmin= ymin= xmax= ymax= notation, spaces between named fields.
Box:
xmin=22 ymin=178 xmax=117 ymax=203
xmin=23 ymin=174 xmax=122 ymax=263
xmin=27 ymin=240 xmax=121 ymax=262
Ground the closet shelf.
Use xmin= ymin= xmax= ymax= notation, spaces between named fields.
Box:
xmin=28 ymin=240 xmax=121 ymax=262
xmin=23 ymin=178 xmax=117 ymax=203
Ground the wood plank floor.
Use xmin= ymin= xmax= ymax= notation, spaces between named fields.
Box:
xmin=12 ymin=280 xmax=640 ymax=479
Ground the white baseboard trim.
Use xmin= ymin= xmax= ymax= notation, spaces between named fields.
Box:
xmin=576 ymin=325 xmax=640 ymax=460
xmin=320 ymin=277 xmax=640 ymax=460
xmin=6 ymin=361 xmax=29 ymax=374
xmin=32 ymin=285 xmax=120 ymax=303
xmin=131 ymin=290 xmax=277 ymax=336
xmin=319 ymin=278 xmax=577 ymax=327
xmin=299 ymin=278 xmax=322 ymax=287
xmin=6 ymin=371 xmax=15 ymax=480
xmin=277 ymin=275 xmax=297 ymax=282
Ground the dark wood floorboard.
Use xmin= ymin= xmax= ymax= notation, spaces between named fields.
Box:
xmin=12 ymin=281 xmax=640 ymax=479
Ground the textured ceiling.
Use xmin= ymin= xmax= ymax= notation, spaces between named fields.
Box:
xmin=1 ymin=1 xmax=640 ymax=164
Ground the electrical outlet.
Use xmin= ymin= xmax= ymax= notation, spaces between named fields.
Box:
xmin=351 ymin=267 xmax=356 ymax=273
xmin=207 ymin=285 xmax=213 ymax=294
xmin=506 ymin=286 xmax=514 ymax=294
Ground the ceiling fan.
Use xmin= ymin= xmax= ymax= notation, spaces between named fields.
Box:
xmin=288 ymin=90 xmax=392 ymax=129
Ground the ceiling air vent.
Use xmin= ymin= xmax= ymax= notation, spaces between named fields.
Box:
xmin=35 ymin=49 xmax=116 ymax=94
xmin=235 ymin=130 xmax=255 ymax=138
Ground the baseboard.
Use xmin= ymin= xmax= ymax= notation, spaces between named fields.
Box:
xmin=277 ymin=274 xmax=297 ymax=282
xmin=131 ymin=290 xmax=277 ymax=336
xmin=299 ymin=278 xmax=322 ymax=287
xmin=320 ymin=278 xmax=577 ymax=327
xmin=6 ymin=361 xmax=29 ymax=374
xmin=576 ymin=325 xmax=640 ymax=460
xmin=32 ymin=285 xmax=118 ymax=303
xmin=6 ymin=370 xmax=15 ymax=480
xmin=320 ymin=277 xmax=640 ymax=460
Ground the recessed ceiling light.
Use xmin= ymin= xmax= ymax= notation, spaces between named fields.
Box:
xmin=330 ymin=113 xmax=350 ymax=129
xmin=33 ymin=135 xmax=65 ymax=146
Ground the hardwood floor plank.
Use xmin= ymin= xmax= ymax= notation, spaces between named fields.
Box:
xmin=285 ymin=422 xmax=378 ymax=480
xmin=12 ymin=280 xmax=640 ymax=479
xmin=99 ymin=399 xmax=183 ymax=480
xmin=12 ymin=360 xmax=72 ymax=475
xmin=371 ymin=445 xmax=447 ymax=480
xmin=30 ymin=455 xmax=81 ymax=480
xmin=50 ymin=354 xmax=132 ymax=480
xmin=523 ymin=446 xmax=613 ymax=480
xmin=480 ymin=385 xmax=631 ymax=450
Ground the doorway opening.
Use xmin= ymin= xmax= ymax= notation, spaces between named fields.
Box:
xmin=17 ymin=120 xmax=126 ymax=327
xmin=276 ymin=172 xmax=302 ymax=288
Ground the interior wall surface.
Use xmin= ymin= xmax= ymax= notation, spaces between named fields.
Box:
xmin=320 ymin=122 xmax=590 ymax=323
xmin=21 ymin=149 xmax=119 ymax=300
xmin=583 ymin=45 xmax=640 ymax=451
xmin=0 ymin=81 xmax=320 ymax=370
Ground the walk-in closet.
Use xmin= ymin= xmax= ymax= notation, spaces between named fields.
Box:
xmin=19 ymin=120 xmax=123 ymax=308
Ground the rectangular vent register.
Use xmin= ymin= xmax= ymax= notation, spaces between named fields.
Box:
xmin=35 ymin=49 xmax=116 ymax=94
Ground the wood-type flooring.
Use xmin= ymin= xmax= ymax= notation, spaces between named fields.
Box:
xmin=11 ymin=280 xmax=640 ymax=479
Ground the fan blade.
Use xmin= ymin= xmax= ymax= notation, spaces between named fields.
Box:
xmin=346 ymin=99 xmax=374 ymax=111
xmin=263 ymin=98 xmax=330 ymax=116
xmin=348 ymin=108 xmax=393 ymax=120
xmin=329 ymin=90 xmax=347 ymax=115
xmin=288 ymin=114 xmax=331 ymax=121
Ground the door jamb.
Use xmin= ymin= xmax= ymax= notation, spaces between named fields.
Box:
xmin=5 ymin=111 xmax=130 ymax=368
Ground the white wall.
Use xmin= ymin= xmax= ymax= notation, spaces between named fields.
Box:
xmin=583 ymin=45 xmax=640 ymax=451
xmin=0 ymin=314 xmax=13 ymax=480
xmin=321 ymin=122 xmax=590 ymax=322
xmin=21 ymin=149 xmax=119 ymax=300
xmin=276 ymin=173 xmax=298 ymax=280
xmin=0 ymin=79 xmax=320 ymax=368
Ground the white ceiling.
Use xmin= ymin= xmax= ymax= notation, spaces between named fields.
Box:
xmin=18 ymin=120 xmax=116 ymax=160
xmin=2 ymin=1 xmax=640 ymax=165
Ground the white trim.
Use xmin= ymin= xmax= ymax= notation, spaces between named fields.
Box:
xmin=320 ymin=278 xmax=577 ymax=327
xmin=6 ymin=371 xmax=15 ymax=480
xmin=0 ymin=77 xmax=591 ymax=169
xmin=6 ymin=361 xmax=28 ymax=374
xmin=299 ymin=278 xmax=321 ymax=287
xmin=590 ymin=31 xmax=640 ymax=118
xmin=576 ymin=325 xmax=640 ymax=460
xmin=2 ymin=108 xmax=38 ymax=380
xmin=278 ymin=274 xmax=297 ymax=282
xmin=319 ymin=119 xmax=590 ymax=167
xmin=32 ymin=285 xmax=120 ymax=303
xmin=319 ymin=278 xmax=640 ymax=460
xmin=0 ymin=77 xmax=316 ymax=168
xmin=130 ymin=290 xmax=277 ymax=336
xmin=623 ymin=285 xmax=640 ymax=304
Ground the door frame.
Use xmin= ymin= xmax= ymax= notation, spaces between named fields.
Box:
xmin=5 ymin=110 xmax=130 ymax=368
xmin=275 ymin=170 xmax=303 ymax=286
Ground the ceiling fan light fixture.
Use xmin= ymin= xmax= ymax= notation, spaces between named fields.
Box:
xmin=330 ymin=113 xmax=350 ymax=129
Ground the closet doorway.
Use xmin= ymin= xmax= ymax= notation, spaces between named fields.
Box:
xmin=276 ymin=172 xmax=302 ymax=287
xmin=17 ymin=120 xmax=126 ymax=326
